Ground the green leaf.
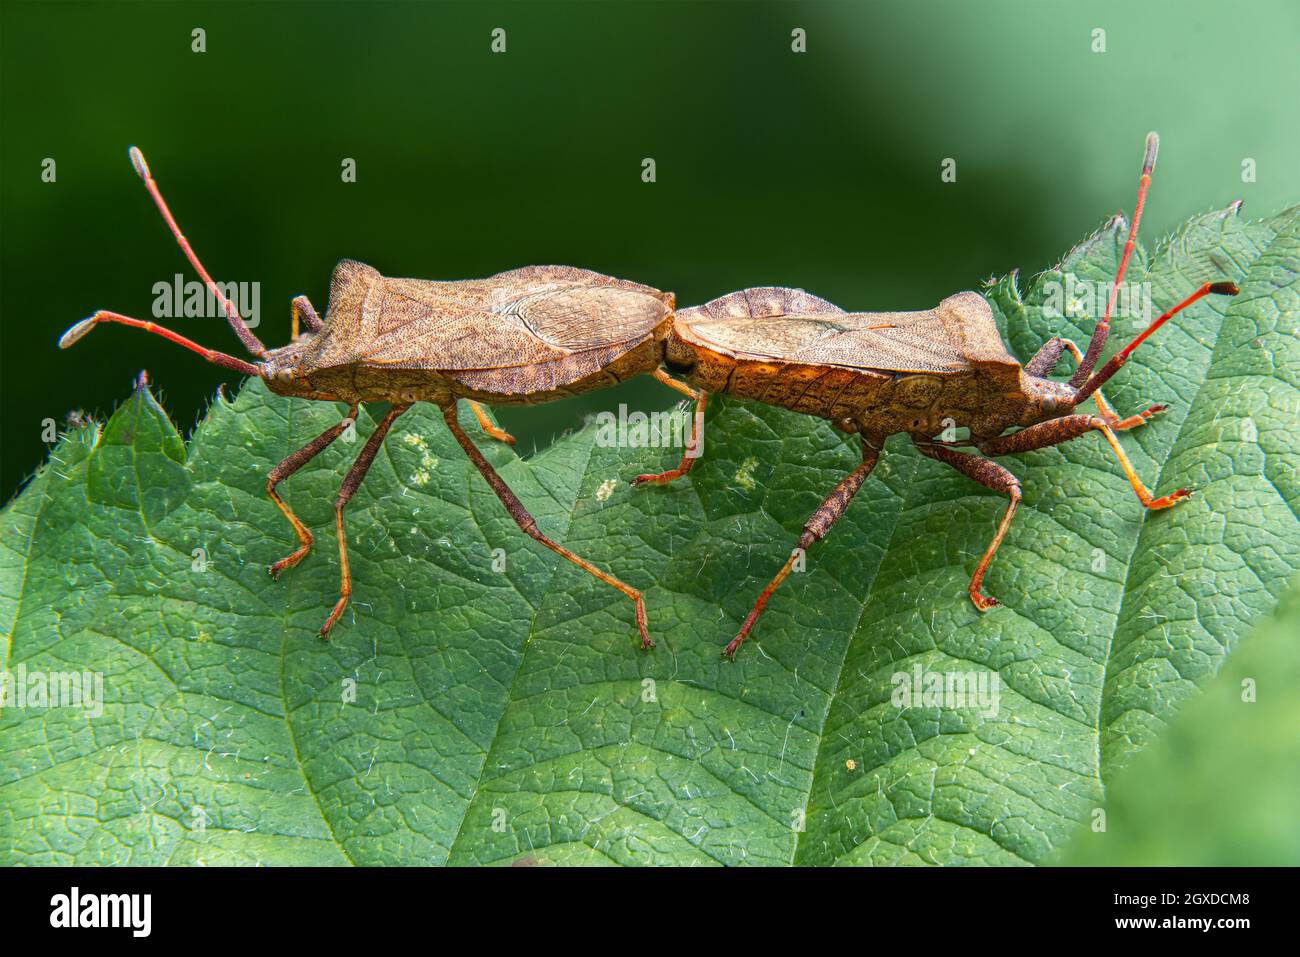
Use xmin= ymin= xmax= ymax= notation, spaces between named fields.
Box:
xmin=2 ymin=204 xmax=1296 ymax=866
xmin=1057 ymin=573 xmax=1300 ymax=866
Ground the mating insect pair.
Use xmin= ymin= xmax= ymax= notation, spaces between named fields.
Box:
xmin=60 ymin=135 xmax=1237 ymax=658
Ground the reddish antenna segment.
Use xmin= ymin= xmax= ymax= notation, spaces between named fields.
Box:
xmin=128 ymin=146 xmax=268 ymax=357
xmin=1069 ymin=131 xmax=1159 ymax=388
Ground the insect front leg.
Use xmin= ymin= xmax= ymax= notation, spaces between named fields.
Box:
xmin=1060 ymin=335 xmax=1175 ymax=429
xmin=632 ymin=373 xmax=707 ymax=486
xmin=1023 ymin=337 xmax=1071 ymax=378
xmin=1062 ymin=338 xmax=1167 ymax=431
xmin=441 ymin=401 xmax=654 ymax=650
xmin=319 ymin=404 xmax=411 ymax=638
xmin=724 ymin=438 xmax=882 ymax=660
xmin=975 ymin=415 xmax=1190 ymax=509
xmin=1029 ymin=337 xmax=1166 ymax=431
xmin=291 ymin=296 xmax=323 ymax=338
xmin=267 ymin=404 xmax=359 ymax=578
xmin=914 ymin=441 xmax=1021 ymax=612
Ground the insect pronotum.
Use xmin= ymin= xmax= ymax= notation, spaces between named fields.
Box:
xmin=60 ymin=147 xmax=700 ymax=647
xmin=637 ymin=132 xmax=1240 ymax=658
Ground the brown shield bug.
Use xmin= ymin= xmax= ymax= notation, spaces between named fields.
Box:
xmin=59 ymin=147 xmax=693 ymax=648
xmin=638 ymin=132 xmax=1239 ymax=658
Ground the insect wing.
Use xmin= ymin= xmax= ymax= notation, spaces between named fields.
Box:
xmin=358 ymin=278 xmax=670 ymax=371
xmin=679 ymin=288 xmax=1020 ymax=377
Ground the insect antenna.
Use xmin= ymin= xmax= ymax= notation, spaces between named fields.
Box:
xmin=58 ymin=310 xmax=261 ymax=376
xmin=58 ymin=146 xmax=268 ymax=375
xmin=1068 ymin=131 xmax=1159 ymax=389
xmin=1074 ymin=280 xmax=1238 ymax=402
xmin=126 ymin=146 xmax=268 ymax=357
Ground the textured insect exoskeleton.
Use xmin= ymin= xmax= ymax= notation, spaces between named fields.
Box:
xmin=637 ymin=133 xmax=1239 ymax=658
xmin=60 ymin=147 xmax=692 ymax=647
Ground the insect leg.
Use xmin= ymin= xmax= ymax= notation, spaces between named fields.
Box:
xmin=913 ymin=441 xmax=1020 ymax=612
xmin=291 ymin=296 xmax=323 ymax=339
xmin=441 ymin=401 xmax=654 ymax=650
xmin=651 ymin=367 xmax=698 ymax=400
xmin=632 ymin=390 xmax=708 ymax=487
xmin=267 ymin=404 xmax=359 ymax=579
xmin=1090 ymin=394 xmax=1168 ymax=431
xmin=1061 ymin=339 xmax=1165 ymax=430
xmin=1026 ymin=338 xmax=1165 ymax=429
xmin=320 ymin=404 xmax=411 ymax=638
xmin=467 ymin=401 xmax=517 ymax=445
xmin=723 ymin=438 xmax=882 ymax=660
xmin=975 ymin=415 xmax=1190 ymax=509
xmin=1023 ymin=337 xmax=1070 ymax=378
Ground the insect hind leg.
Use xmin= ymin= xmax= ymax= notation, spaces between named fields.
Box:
xmin=442 ymin=401 xmax=653 ymax=650
xmin=724 ymin=438 xmax=881 ymax=659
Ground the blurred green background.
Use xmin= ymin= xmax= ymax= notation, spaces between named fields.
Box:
xmin=2 ymin=0 xmax=1297 ymax=499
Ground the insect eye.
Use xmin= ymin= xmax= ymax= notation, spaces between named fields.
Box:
xmin=276 ymin=368 xmax=297 ymax=383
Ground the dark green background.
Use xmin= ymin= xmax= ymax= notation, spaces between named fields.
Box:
xmin=3 ymin=0 xmax=1296 ymax=500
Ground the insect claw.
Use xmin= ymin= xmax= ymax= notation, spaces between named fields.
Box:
xmin=481 ymin=423 xmax=517 ymax=445
xmin=632 ymin=469 xmax=688 ymax=486
xmin=633 ymin=602 xmax=654 ymax=650
xmin=269 ymin=541 xmax=313 ymax=580
xmin=1146 ymin=486 xmax=1193 ymax=509
xmin=320 ymin=597 xmax=348 ymax=639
